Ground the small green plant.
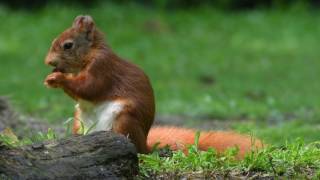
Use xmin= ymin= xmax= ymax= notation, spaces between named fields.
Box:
xmin=63 ymin=117 xmax=74 ymax=137
xmin=0 ymin=128 xmax=20 ymax=148
xmin=63 ymin=117 xmax=98 ymax=136
xmin=83 ymin=121 xmax=98 ymax=135
xmin=34 ymin=128 xmax=57 ymax=142
xmin=76 ymin=119 xmax=98 ymax=135
xmin=0 ymin=128 xmax=58 ymax=148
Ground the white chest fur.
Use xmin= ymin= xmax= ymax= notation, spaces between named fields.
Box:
xmin=75 ymin=100 xmax=124 ymax=133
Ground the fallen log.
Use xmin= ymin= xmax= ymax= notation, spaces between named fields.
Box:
xmin=0 ymin=131 xmax=138 ymax=179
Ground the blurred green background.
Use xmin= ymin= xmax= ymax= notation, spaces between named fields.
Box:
xmin=0 ymin=0 xmax=319 ymax=145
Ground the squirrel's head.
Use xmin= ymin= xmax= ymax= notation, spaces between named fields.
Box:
xmin=45 ymin=15 xmax=99 ymax=74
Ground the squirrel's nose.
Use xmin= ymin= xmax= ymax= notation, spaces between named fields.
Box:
xmin=45 ymin=53 xmax=59 ymax=67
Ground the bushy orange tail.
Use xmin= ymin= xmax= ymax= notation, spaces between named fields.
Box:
xmin=147 ymin=126 xmax=263 ymax=158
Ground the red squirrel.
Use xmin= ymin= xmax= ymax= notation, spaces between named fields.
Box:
xmin=44 ymin=15 xmax=262 ymax=157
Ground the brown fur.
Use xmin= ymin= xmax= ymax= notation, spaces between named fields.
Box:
xmin=44 ymin=15 xmax=261 ymax=157
xmin=45 ymin=15 xmax=155 ymax=153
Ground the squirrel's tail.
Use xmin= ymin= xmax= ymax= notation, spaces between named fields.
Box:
xmin=147 ymin=126 xmax=262 ymax=158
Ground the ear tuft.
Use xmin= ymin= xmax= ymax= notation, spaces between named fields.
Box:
xmin=72 ymin=15 xmax=95 ymax=37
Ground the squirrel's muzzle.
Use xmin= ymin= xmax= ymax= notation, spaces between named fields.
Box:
xmin=45 ymin=53 xmax=59 ymax=67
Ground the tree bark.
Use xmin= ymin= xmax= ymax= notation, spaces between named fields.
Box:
xmin=0 ymin=131 xmax=138 ymax=179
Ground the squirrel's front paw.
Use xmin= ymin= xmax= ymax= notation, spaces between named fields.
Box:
xmin=44 ymin=72 xmax=65 ymax=88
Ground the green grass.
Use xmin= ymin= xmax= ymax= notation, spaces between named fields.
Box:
xmin=139 ymin=134 xmax=320 ymax=179
xmin=0 ymin=3 xmax=320 ymax=144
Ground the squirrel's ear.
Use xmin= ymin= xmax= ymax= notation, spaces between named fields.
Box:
xmin=72 ymin=15 xmax=95 ymax=41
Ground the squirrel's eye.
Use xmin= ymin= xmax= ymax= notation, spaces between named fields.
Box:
xmin=63 ymin=42 xmax=73 ymax=50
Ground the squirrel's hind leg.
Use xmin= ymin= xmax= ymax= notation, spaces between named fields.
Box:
xmin=113 ymin=113 xmax=148 ymax=154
